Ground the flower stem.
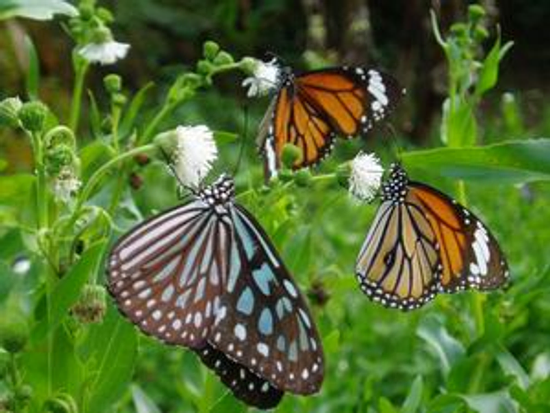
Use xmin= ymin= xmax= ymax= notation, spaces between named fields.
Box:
xmin=69 ymin=59 xmax=89 ymax=131
xmin=140 ymin=101 xmax=177 ymax=144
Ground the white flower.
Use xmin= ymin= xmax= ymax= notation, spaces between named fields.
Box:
xmin=53 ymin=167 xmax=82 ymax=203
xmin=12 ymin=256 xmax=31 ymax=275
xmin=171 ymin=125 xmax=218 ymax=188
xmin=349 ymin=152 xmax=384 ymax=202
xmin=241 ymin=58 xmax=280 ymax=97
xmin=78 ymin=40 xmax=130 ymax=65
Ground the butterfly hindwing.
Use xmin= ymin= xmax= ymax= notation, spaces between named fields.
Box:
xmin=409 ymin=182 xmax=509 ymax=292
xmin=208 ymin=205 xmax=324 ymax=395
xmin=107 ymin=200 xmax=231 ymax=346
xmin=195 ymin=343 xmax=284 ymax=409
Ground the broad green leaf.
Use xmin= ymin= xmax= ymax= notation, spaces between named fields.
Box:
xmin=495 ymin=345 xmax=530 ymax=390
xmin=120 ymin=82 xmax=154 ymax=137
xmin=52 ymin=325 xmax=83 ymax=396
xmin=401 ymin=376 xmax=423 ymax=413
xmin=0 ymin=0 xmax=77 ymax=20
xmin=31 ymin=241 xmax=107 ymax=342
xmin=379 ymin=397 xmax=399 ymax=413
xmin=85 ymin=305 xmax=138 ymax=413
xmin=131 ymin=384 xmax=162 ymax=413
xmin=417 ymin=315 xmax=465 ymax=377
xmin=88 ymin=90 xmax=103 ymax=139
xmin=402 ymin=139 xmax=550 ymax=184
xmin=0 ymin=174 xmax=35 ymax=205
xmin=24 ymin=35 xmax=39 ymax=99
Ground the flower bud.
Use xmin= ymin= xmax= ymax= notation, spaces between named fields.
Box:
xmin=90 ymin=26 xmax=111 ymax=44
xmin=96 ymin=7 xmax=114 ymax=23
xmin=134 ymin=153 xmax=150 ymax=166
xmin=294 ymin=169 xmax=312 ymax=187
xmin=197 ymin=60 xmax=214 ymax=75
xmin=278 ymin=169 xmax=293 ymax=183
xmin=18 ymin=101 xmax=48 ymax=133
xmin=239 ymin=57 xmax=258 ymax=75
xmin=468 ymin=4 xmax=486 ymax=21
xmin=112 ymin=93 xmax=127 ymax=107
xmin=78 ymin=3 xmax=94 ymax=20
xmin=474 ymin=26 xmax=489 ymax=41
xmin=281 ymin=143 xmax=302 ymax=169
xmin=203 ymin=41 xmax=220 ymax=60
xmin=103 ymin=74 xmax=122 ymax=94
xmin=0 ymin=97 xmax=22 ymax=128
xmin=213 ymin=51 xmax=234 ymax=66
xmin=44 ymin=126 xmax=76 ymax=150
xmin=45 ymin=144 xmax=76 ymax=176
xmin=72 ymin=284 xmax=107 ymax=324
xmin=0 ymin=315 xmax=29 ymax=354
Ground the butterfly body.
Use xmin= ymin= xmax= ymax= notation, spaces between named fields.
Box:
xmin=355 ymin=164 xmax=509 ymax=311
xmin=258 ymin=65 xmax=404 ymax=180
xmin=107 ymin=175 xmax=323 ymax=408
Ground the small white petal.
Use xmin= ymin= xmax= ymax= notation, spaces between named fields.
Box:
xmin=172 ymin=125 xmax=218 ymax=188
xmin=349 ymin=152 xmax=384 ymax=202
xmin=53 ymin=167 xmax=82 ymax=203
xmin=78 ymin=40 xmax=130 ymax=65
xmin=241 ymin=58 xmax=280 ymax=98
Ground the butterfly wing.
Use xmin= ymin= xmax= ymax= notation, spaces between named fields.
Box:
xmin=260 ymin=84 xmax=335 ymax=180
xmin=208 ymin=204 xmax=324 ymax=395
xmin=355 ymin=198 xmax=441 ymax=310
xmin=296 ymin=67 xmax=403 ymax=138
xmin=195 ymin=344 xmax=283 ymax=409
xmin=107 ymin=200 xmax=232 ymax=347
xmin=408 ymin=182 xmax=510 ymax=292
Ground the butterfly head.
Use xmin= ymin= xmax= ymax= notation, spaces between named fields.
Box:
xmin=197 ymin=174 xmax=235 ymax=210
xmin=381 ymin=163 xmax=409 ymax=203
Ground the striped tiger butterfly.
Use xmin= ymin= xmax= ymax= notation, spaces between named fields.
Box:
xmin=257 ymin=64 xmax=404 ymax=180
xmin=107 ymin=174 xmax=324 ymax=408
xmin=355 ymin=164 xmax=509 ymax=311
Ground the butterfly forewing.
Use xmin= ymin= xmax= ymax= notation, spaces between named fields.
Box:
xmin=195 ymin=343 xmax=284 ymax=409
xmin=208 ymin=205 xmax=324 ymax=395
xmin=107 ymin=200 xmax=232 ymax=347
xmin=355 ymin=198 xmax=441 ymax=310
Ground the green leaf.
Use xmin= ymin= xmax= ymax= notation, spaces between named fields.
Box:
xmin=80 ymin=141 xmax=116 ymax=183
xmin=0 ymin=0 xmax=77 ymax=20
xmin=131 ymin=384 xmax=162 ymax=413
xmin=120 ymin=82 xmax=154 ymax=137
xmin=84 ymin=305 xmax=138 ymax=413
xmin=461 ymin=390 xmax=516 ymax=413
xmin=31 ymin=241 xmax=107 ymax=342
xmin=88 ymin=90 xmax=103 ymax=139
xmin=495 ymin=345 xmax=530 ymax=390
xmin=402 ymin=138 xmax=550 ymax=184
xmin=0 ymin=174 xmax=35 ymax=205
xmin=417 ymin=315 xmax=465 ymax=377
xmin=401 ymin=376 xmax=423 ymax=413
xmin=213 ymin=130 xmax=239 ymax=145
xmin=475 ymin=35 xmax=514 ymax=97
xmin=208 ymin=391 xmax=246 ymax=413
xmin=441 ymin=97 xmax=477 ymax=147
xmin=24 ymin=34 xmax=39 ymax=99
xmin=379 ymin=397 xmax=399 ymax=413
xmin=52 ymin=326 xmax=83 ymax=396
xmin=323 ymin=329 xmax=341 ymax=355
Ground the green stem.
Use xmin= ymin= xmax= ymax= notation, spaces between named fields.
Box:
xmin=69 ymin=59 xmax=89 ymax=131
xmin=140 ymin=101 xmax=178 ymax=144
xmin=311 ymin=173 xmax=336 ymax=182
xmin=111 ymin=104 xmax=122 ymax=153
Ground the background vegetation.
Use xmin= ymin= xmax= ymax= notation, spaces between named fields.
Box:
xmin=1 ymin=1 xmax=550 ymax=412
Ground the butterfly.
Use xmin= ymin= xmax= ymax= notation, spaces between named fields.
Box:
xmin=257 ymin=65 xmax=404 ymax=180
xmin=355 ymin=164 xmax=509 ymax=311
xmin=107 ymin=174 xmax=324 ymax=409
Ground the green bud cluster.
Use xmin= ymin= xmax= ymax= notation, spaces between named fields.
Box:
xmin=0 ymin=97 xmax=22 ymax=128
xmin=0 ymin=315 xmax=29 ymax=354
xmin=72 ymin=284 xmax=107 ymax=324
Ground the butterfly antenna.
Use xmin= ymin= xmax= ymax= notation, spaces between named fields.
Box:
xmin=232 ymin=105 xmax=249 ymax=177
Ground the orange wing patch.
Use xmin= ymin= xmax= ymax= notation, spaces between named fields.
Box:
xmin=409 ymin=186 xmax=467 ymax=287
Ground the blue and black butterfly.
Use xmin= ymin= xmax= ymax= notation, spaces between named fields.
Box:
xmin=107 ymin=174 xmax=324 ymax=408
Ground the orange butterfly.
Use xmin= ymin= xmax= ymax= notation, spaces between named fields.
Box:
xmin=356 ymin=164 xmax=509 ymax=310
xmin=257 ymin=66 xmax=404 ymax=180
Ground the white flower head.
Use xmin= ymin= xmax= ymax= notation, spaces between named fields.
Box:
xmin=171 ymin=125 xmax=218 ymax=188
xmin=53 ymin=167 xmax=82 ymax=203
xmin=78 ymin=40 xmax=130 ymax=65
xmin=349 ymin=152 xmax=384 ymax=202
xmin=12 ymin=256 xmax=31 ymax=275
xmin=241 ymin=58 xmax=280 ymax=97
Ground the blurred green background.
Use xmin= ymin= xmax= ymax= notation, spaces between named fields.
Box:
xmin=1 ymin=1 xmax=550 ymax=413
